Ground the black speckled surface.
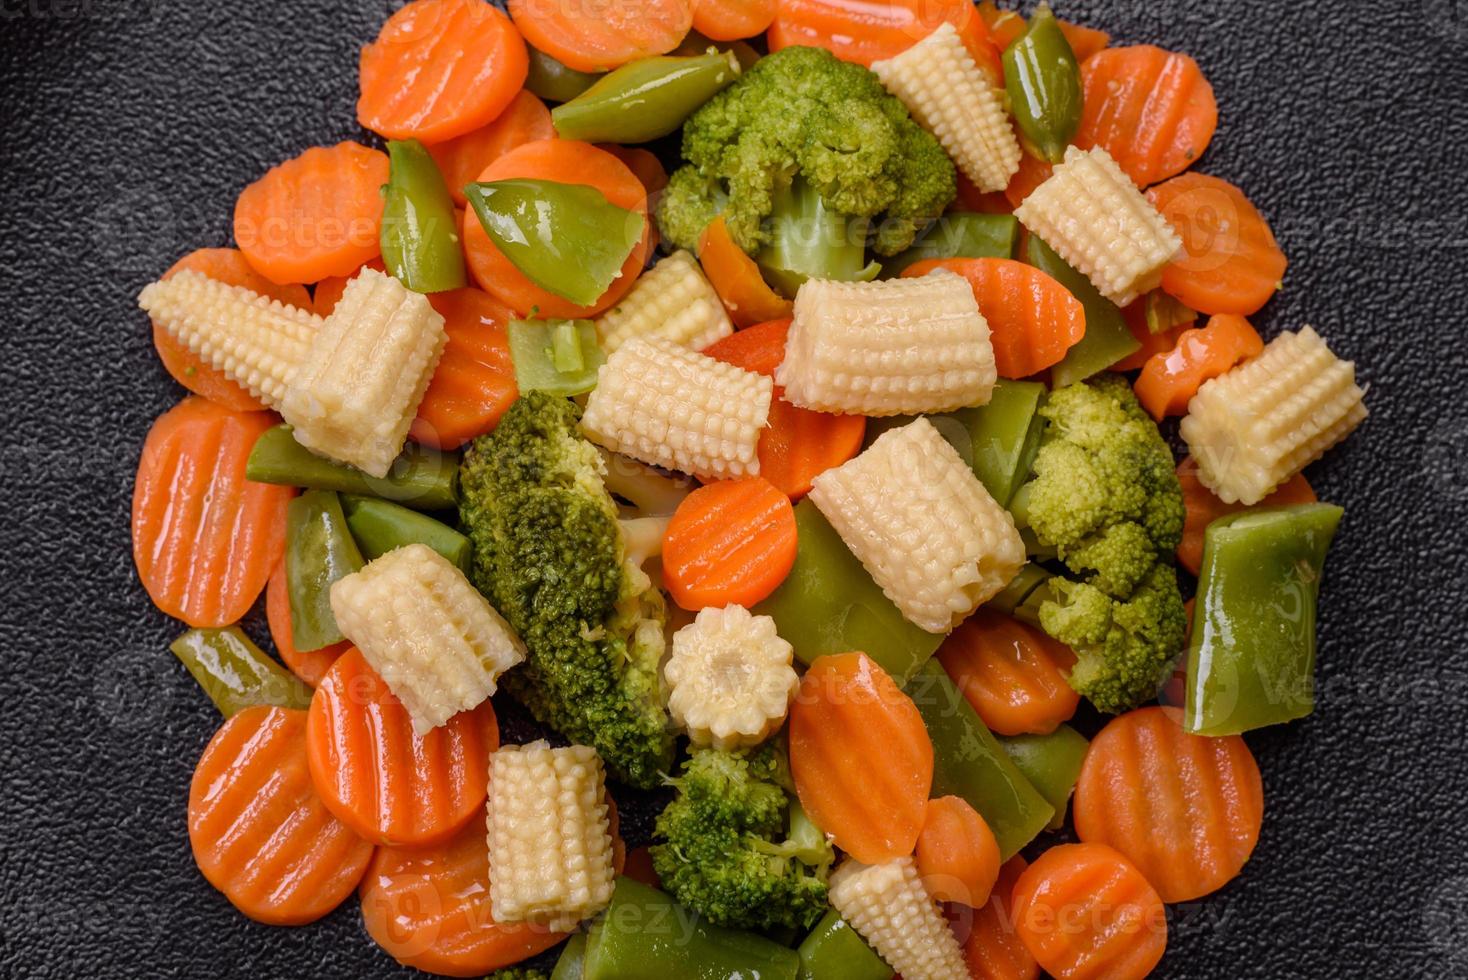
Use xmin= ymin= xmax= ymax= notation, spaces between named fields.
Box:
xmin=2 ymin=1 xmax=1466 ymax=977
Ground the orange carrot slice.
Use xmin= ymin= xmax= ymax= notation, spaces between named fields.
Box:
xmin=429 ymin=90 xmax=556 ymax=208
xmin=188 ymin=706 xmax=374 ymax=925
xmin=916 ymin=796 xmax=1002 ymax=907
xmin=937 ymin=609 xmax=1079 ymax=737
xmin=977 ymin=2 xmax=1024 ymax=50
xmin=508 ymin=0 xmax=693 ymax=73
xmin=1076 ymin=45 xmax=1217 ymax=188
xmin=599 ymin=144 xmax=672 ymax=198
xmin=1134 ymin=313 xmax=1263 ymax=419
xmin=462 ymin=139 xmax=651 ymax=318
xmin=1111 ymin=292 xmax=1195 ymax=372
xmin=1175 ymin=457 xmax=1316 ymax=577
xmin=963 ymin=855 xmax=1039 ymax=980
xmin=358 ymin=0 xmax=528 ymax=143
xmin=1146 ymin=172 xmax=1288 ymax=315
xmin=697 ymin=216 xmax=794 ymax=328
xmin=312 ymin=258 xmax=387 ymax=317
xmin=770 ymin=0 xmax=1002 ymax=81
xmin=150 ymin=248 xmax=312 ymax=412
xmin=1074 ymin=706 xmax=1264 ymax=903
xmin=1011 ymin=842 xmax=1167 ymax=980
xmin=1058 ymin=20 xmax=1108 ymax=62
xmin=360 ymin=819 xmax=566 ymax=976
xmin=692 ymin=0 xmax=776 ymax=40
xmin=132 ymin=398 xmax=292 ymax=627
xmin=1003 ymin=153 xmax=1054 ymax=210
xmin=408 ymin=286 xmax=519 ymax=449
xmin=789 ymin=652 xmax=934 ymax=864
xmin=306 ymin=648 xmax=498 ymax=847
xmin=903 ymin=258 xmax=1085 ymax=379
xmin=266 ymin=557 xmax=349 ymax=687
xmin=623 ymin=845 xmax=662 ymax=890
xmin=662 ymin=477 xmax=798 ymax=610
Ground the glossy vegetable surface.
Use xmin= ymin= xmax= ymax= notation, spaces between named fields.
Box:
xmin=380 ymin=139 xmax=468 ymax=293
xmin=284 ymin=489 xmax=363 ymax=652
xmin=171 ymin=627 xmax=311 ymax=716
xmin=246 ymin=424 xmax=459 ymax=510
xmin=1003 ymin=4 xmax=1082 ymax=162
xmin=795 ymin=910 xmax=890 ymax=980
xmin=552 ymin=51 xmax=743 ymax=143
xmin=341 ymin=494 xmax=471 ymax=570
xmin=1022 ymin=235 xmax=1140 ymax=385
xmin=997 ymin=724 xmax=1089 ymax=831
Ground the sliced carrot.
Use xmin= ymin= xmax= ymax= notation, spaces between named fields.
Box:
xmin=188 ymin=706 xmax=374 ymax=925
xmin=977 ymin=1 xmax=1025 ymax=50
xmin=692 ymin=0 xmax=775 ymax=40
xmin=361 ymin=819 xmax=566 ymax=977
xmin=358 ymin=0 xmax=528 ymax=143
xmin=937 ymin=608 xmax=1079 ymax=737
xmin=1134 ymin=313 xmax=1264 ymax=420
xmin=956 ymin=171 xmax=1014 ymax=215
xmin=599 ymin=144 xmax=671 ymax=198
xmin=963 ymin=856 xmax=1039 ymax=980
xmin=697 ymin=216 xmax=794 ymax=328
xmin=770 ymin=0 xmax=1002 ymax=82
xmin=1076 ymin=45 xmax=1217 ymax=188
xmin=703 ymin=316 xmax=790 ymax=375
xmin=151 ymin=248 xmax=312 ymax=412
xmin=1074 ymin=706 xmax=1264 ymax=903
xmin=903 ymin=258 xmax=1085 ymax=379
xmin=623 ymin=845 xmax=662 ymax=890
xmin=429 ymin=90 xmax=555 ymax=209
xmin=508 ymin=0 xmax=692 ymax=73
xmin=306 ymin=648 xmax=498 ymax=847
xmin=1003 ymin=153 xmax=1053 ymax=210
xmin=1176 ymin=458 xmax=1315 ymax=576
xmin=916 ymin=796 xmax=1002 ymax=907
xmin=132 ymin=398 xmax=292 ymax=627
xmin=789 ymin=652 xmax=934 ymax=864
xmin=1111 ymin=292 xmax=1195 ymax=372
xmin=408 ymin=287 xmax=519 ymax=449
xmin=662 ymin=477 xmax=797 ymax=610
xmin=1057 ymin=20 xmax=1108 ymax=62
xmin=266 ymin=558 xmax=349 ymax=687
xmin=462 ymin=139 xmax=651 ymax=318
xmin=1146 ymin=172 xmax=1288 ymax=315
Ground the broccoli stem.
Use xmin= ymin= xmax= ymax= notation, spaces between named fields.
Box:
xmin=757 ymin=178 xmax=878 ymax=298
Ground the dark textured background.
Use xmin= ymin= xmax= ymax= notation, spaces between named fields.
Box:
xmin=2 ymin=1 xmax=1466 ymax=977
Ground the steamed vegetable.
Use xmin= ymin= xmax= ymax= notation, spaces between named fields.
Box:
xmin=170 ymin=628 xmax=310 ymax=717
xmin=379 ymin=139 xmax=467 ymax=293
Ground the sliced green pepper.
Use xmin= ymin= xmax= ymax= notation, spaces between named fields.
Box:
xmin=905 ymin=660 xmax=1054 ymax=858
xmin=583 ymin=877 xmax=801 ymax=980
xmin=526 ymin=46 xmax=604 ymax=103
xmin=465 ymin=179 xmax=643 ymax=306
xmin=285 ymin=490 xmax=365 ymax=652
xmin=246 ymin=425 xmax=459 ymax=511
xmin=796 ymin=910 xmax=889 ymax=980
xmin=998 ymin=724 xmax=1089 ymax=831
xmin=757 ymin=178 xmax=878 ymax=297
xmin=1023 ymin=235 xmax=1140 ymax=386
xmin=1185 ymin=503 xmax=1344 ymax=735
xmin=507 ymin=318 xmax=604 ymax=395
xmin=552 ymin=933 xmax=587 ymax=980
xmin=380 ymin=139 xmax=467 ymax=294
xmin=986 ymin=562 xmax=1052 ymax=628
xmin=1002 ymin=3 xmax=1082 ymax=163
xmin=879 ymin=212 xmax=1020 ymax=277
xmin=552 ymin=51 xmax=743 ymax=144
xmin=341 ymin=494 xmax=471 ymax=570
xmin=170 ymin=627 xmax=311 ymax=716
xmin=754 ymin=500 xmax=942 ymax=685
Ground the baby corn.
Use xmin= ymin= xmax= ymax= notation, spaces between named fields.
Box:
xmin=1014 ymin=145 xmax=1181 ymax=306
xmin=828 ymin=856 xmax=968 ymax=980
xmin=595 ymin=250 xmax=734 ymax=355
xmin=775 ymin=271 xmax=996 ymax=417
xmin=664 ymin=605 xmax=799 ymax=751
xmin=1181 ymin=326 xmax=1367 ymax=505
xmin=809 ymin=418 xmax=1024 ymax=633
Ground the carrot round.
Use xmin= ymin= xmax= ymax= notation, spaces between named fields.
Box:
xmin=408 ymin=287 xmax=519 ymax=449
xmin=151 ymin=248 xmax=312 ymax=412
xmin=770 ymin=0 xmax=1002 ymax=81
xmin=623 ymin=845 xmax=662 ymax=890
xmin=662 ymin=477 xmax=798 ymax=610
xmin=429 ymin=90 xmax=555 ymax=209
xmin=789 ymin=652 xmax=934 ymax=864
xmin=1011 ymin=842 xmax=1167 ymax=980
xmin=132 ymin=398 xmax=292 ymax=627
xmin=903 ymin=258 xmax=1085 ymax=379
xmin=508 ymin=0 xmax=692 ymax=73
xmin=462 ymin=140 xmax=651 ymax=318
xmin=1074 ymin=706 xmax=1264 ymax=903
xmin=692 ymin=0 xmax=776 ymax=40
xmin=1058 ymin=20 xmax=1109 ymax=62
xmin=917 ymin=796 xmax=1002 ymax=907
xmin=963 ymin=855 xmax=1039 ymax=980
xmin=312 ymin=258 xmax=387 ymax=317
xmin=600 ymin=144 xmax=671 ymax=198
xmin=977 ymin=2 xmax=1024 ymax=50
xmin=1076 ymin=45 xmax=1217 ymax=188
xmin=1176 ymin=457 xmax=1316 ymax=575
xmin=360 ymin=819 xmax=566 ymax=976
xmin=189 ymin=706 xmax=374 ymax=925
xmin=1004 ymin=153 xmax=1054 ymax=210
xmin=937 ymin=608 xmax=1079 ymax=737
xmin=358 ymin=0 xmax=528 ymax=143
xmin=1134 ymin=313 xmax=1263 ymax=420
xmin=697 ymin=216 xmax=794 ymax=328
xmin=306 ymin=648 xmax=498 ymax=847
xmin=1146 ymin=172 xmax=1288 ymax=315
xmin=1111 ymin=292 xmax=1195 ymax=372
xmin=266 ymin=558 xmax=349 ymax=687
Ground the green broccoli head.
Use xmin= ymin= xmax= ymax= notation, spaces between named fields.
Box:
xmin=658 ymin=45 xmax=955 ymax=257
xmin=652 ymin=744 xmax=833 ymax=932
xmin=459 ymin=393 xmax=675 ymax=788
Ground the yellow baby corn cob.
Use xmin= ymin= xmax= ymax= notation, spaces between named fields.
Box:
xmin=664 ymin=605 xmax=799 ymax=751
xmin=137 ymin=269 xmax=321 ymax=408
xmin=775 ymin=271 xmax=996 ymax=417
xmin=809 ymin=418 xmax=1024 ymax=633
xmin=486 ymin=740 xmax=616 ymax=931
xmin=281 ymin=268 xmax=447 ymax=478
xmin=329 ymin=543 xmax=525 ymax=735
xmin=1181 ymin=326 xmax=1367 ymax=505
xmin=595 ymin=250 xmax=734 ymax=355
xmin=872 ymin=22 xmax=1021 ymax=194
xmin=580 ymin=336 xmax=773 ymax=480
xmin=1014 ymin=145 xmax=1182 ymax=306
xmin=828 ymin=857 xmax=968 ymax=980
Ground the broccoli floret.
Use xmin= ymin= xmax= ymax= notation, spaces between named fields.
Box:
xmin=657 ymin=45 xmax=955 ymax=258
xmin=652 ymin=744 xmax=834 ymax=932
xmin=459 ymin=393 xmax=675 ymax=788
